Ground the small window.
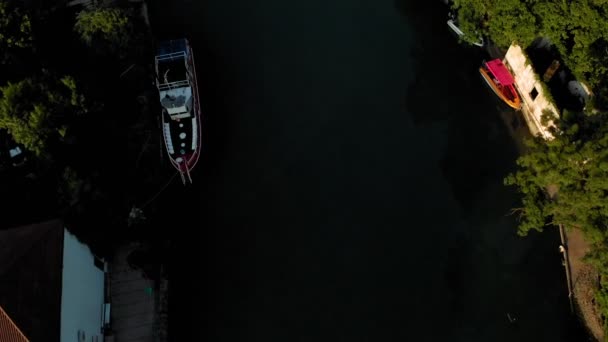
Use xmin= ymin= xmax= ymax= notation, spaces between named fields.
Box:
xmin=530 ymin=87 xmax=539 ymax=101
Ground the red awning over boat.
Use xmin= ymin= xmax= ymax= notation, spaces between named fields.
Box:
xmin=486 ymin=59 xmax=515 ymax=85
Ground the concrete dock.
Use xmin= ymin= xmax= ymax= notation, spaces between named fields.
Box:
xmin=109 ymin=244 xmax=156 ymax=342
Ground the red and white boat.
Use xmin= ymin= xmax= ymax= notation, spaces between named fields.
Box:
xmin=155 ymin=38 xmax=202 ymax=184
xmin=479 ymin=59 xmax=521 ymax=110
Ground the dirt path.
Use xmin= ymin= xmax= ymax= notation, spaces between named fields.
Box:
xmin=566 ymin=228 xmax=604 ymax=341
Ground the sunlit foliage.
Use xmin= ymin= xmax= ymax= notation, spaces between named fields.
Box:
xmin=75 ymin=7 xmax=131 ymax=53
xmin=0 ymin=74 xmax=87 ymax=156
xmin=452 ymin=0 xmax=608 ymax=87
xmin=0 ymin=0 xmax=32 ymax=60
xmin=505 ymin=113 xmax=608 ymax=331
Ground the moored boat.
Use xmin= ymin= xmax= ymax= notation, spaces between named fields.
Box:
xmin=479 ymin=59 xmax=521 ymax=110
xmin=447 ymin=12 xmax=484 ymax=47
xmin=154 ymin=38 xmax=202 ymax=184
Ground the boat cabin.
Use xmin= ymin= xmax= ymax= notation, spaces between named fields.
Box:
xmin=156 ymin=46 xmax=193 ymax=120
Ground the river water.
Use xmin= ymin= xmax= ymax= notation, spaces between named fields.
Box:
xmin=149 ymin=1 xmax=588 ymax=341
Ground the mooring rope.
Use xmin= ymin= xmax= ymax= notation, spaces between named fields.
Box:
xmin=134 ymin=131 xmax=152 ymax=170
xmin=140 ymin=171 xmax=179 ymax=209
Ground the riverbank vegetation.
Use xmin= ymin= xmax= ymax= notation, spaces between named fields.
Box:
xmin=452 ymin=0 xmax=608 ymax=110
xmin=505 ymin=109 xmax=608 ymax=337
xmin=0 ymin=0 xmax=168 ymax=257
xmin=451 ymin=0 xmax=608 ymax=337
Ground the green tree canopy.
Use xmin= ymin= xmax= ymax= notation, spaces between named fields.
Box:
xmin=452 ymin=0 xmax=608 ymax=87
xmin=0 ymin=74 xmax=87 ymax=156
xmin=0 ymin=0 xmax=32 ymax=61
xmin=505 ymin=113 xmax=608 ymax=330
xmin=452 ymin=0 xmax=538 ymax=48
xmin=74 ymin=7 xmax=131 ymax=53
xmin=505 ymin=115 xmax=608 ymax=240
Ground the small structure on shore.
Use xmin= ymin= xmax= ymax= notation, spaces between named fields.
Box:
xmin=503 ymin=44 xmax=560 ymax=140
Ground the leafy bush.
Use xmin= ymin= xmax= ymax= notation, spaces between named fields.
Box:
xmin=75 ymin=7 xmax=131 ymax=54
xmin=0 ymin=74 xmax=87 ymax=157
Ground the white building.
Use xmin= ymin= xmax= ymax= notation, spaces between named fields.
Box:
xmin=504 ymin=43 xmax=560 ymax=140
xmin=0 ymin=220 xmax=110 ymax=341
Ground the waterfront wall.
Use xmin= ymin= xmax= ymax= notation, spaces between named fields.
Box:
xmin=504 ymin=44 xmax=559 ymax=140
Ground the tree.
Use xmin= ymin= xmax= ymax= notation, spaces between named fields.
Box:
xmin=74 ymin=7 xmax=131 ymax=54
xmin=452 ymin=0 xmax=537 ymax=48
xmin=0 ymin=74 xmax=87 ymax=157
xmin=451 ymin=0 xmax=487 ymax=43
xmin=0 ymin=0 xmax=33 ymax=61
xmin=505 ymin=115 xmax=608 ymax=238
xmin=453 ymin=0 xmax=608 ymax=87
xmin=505 ymin=113 xmax=608 ymax=331
xmin=535 ymin=0 xmax=608 ymax=86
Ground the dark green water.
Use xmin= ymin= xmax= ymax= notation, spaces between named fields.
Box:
xmin=151 ymin=1 xmax=589 ymax=341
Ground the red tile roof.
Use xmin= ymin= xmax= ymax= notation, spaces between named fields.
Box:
xmin=0 ymin=305 xmax=29 ymax=342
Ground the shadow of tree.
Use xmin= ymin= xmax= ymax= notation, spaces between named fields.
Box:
xmin=394 ymin=0 xmax=521 ymax=216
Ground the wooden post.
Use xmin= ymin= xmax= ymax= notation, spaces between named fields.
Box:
xmin=543 ymin=60 xmax=560 ymax=82
xmin=559 ymin=224 xmax=575 ymax=314
xmin=559 ymin=223 xmax=567 ymax=246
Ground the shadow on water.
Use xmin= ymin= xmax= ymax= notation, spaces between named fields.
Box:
xmin=394 ymin=0 xmax=523 ymax=217
xmin=146 ymin=3 xmax=245 ymax=340
xmin=394 ymin=2 xmax=590 ymax=341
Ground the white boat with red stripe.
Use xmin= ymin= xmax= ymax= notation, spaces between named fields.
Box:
xmin=155 ymin=38 xmax=202 ymax=184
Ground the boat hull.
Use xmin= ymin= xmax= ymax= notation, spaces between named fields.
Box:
xmin=156 ymin=39 xmax=202 ymax=184
xmin=479 ymin=66 xmax=521 ymax=110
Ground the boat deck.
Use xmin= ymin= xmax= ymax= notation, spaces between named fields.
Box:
xmin=157 ymin=58 xmax=187 ymax=85
xmin=156 ymin=38 xmax=201 ymax=180
xmin=163 ymin=111 xmax=196 ymax=158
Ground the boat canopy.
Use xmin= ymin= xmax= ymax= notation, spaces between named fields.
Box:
xmin=486 ymin=59 xmax=515 ymax=85
xmin=157 ymin=39 xmax=188 ymax=57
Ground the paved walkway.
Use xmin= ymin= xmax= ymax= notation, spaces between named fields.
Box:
xmin=110 ymin=244 xmax=155 ymax=342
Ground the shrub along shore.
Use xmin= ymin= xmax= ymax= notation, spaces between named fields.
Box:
xmin=452 ymin=0 xmax=608 ymax=339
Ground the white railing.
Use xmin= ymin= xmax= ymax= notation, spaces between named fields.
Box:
xmin=191 ymin=117 xmax=197 ymax=151
xmin=163 ymin=123 xmax=175 ymax=154
xmin=155 ymin=51 xmax=186 ymax=62
xmin=158 ymin=80 xmax=189 ymax=91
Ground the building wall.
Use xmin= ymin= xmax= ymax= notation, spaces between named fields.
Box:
xmin=0 ymin=221 xmax=63 ymax=341
xmin=60 ymin=229 xmax=105 ymax=342
xmin=504 ymin=44 xmax=560 ymax=140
